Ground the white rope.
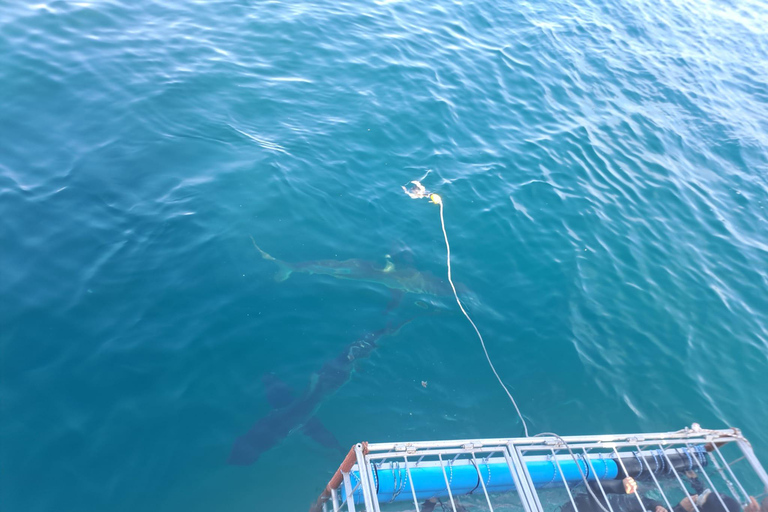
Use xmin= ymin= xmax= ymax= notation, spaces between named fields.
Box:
xmin=436 ymin=199 xmax=530 ymax=438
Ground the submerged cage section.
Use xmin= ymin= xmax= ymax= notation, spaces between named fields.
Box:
xmin=311 ymin=426 xmax=768 ymax=512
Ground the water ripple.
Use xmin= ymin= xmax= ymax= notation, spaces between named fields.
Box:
xmin=2 ymin=0 xmax=768 ymax=511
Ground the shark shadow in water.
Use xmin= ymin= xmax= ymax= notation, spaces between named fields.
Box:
xmin=228 ymin=317 xmax=415 ymax=465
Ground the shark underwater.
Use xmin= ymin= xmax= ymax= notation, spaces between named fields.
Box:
xmin=250 ymin=237 xmax=458 ymax=299
xmin=228 ymin=318 xmax=414 ymax=465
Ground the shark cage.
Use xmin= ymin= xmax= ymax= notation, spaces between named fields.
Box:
xmin=310 ymin=426 xmax=768 ymax=512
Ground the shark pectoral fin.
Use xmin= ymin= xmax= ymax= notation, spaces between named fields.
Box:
xmin=262 ymin=373 xmax=295 ymax=409
xmin=302 ymin=417 xmax=342 ymax=452
xmin=249 ymin=237 xmax=293 ymax=281
xmin=273 ymin=262 xmax=293 ymax=282
xmin=386 ymin=289 xmax=404 ymax=312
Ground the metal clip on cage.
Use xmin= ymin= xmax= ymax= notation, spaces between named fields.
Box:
xmin=311 ymin=427 xmax=768 ymax=512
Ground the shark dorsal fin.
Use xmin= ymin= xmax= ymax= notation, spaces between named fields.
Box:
xmin=261 ymin=373 xmax=295 ymax=409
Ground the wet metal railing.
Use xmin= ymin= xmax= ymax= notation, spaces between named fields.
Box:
xmin=310 ymin=426 xmax=768 ymax=512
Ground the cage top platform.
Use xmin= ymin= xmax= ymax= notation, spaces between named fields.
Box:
xmin=311 ymin=426 xmax=768 ymax=512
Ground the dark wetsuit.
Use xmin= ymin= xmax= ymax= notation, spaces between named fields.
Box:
xmin=562 ymin=477 xmax=705 ymax=512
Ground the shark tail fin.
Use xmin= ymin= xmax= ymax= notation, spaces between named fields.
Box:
xmin=250 ymin=236 xmax=293 ymax=281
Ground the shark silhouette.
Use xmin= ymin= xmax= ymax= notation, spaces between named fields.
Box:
xmin=228 ymin=318 xmax=414 ymax=465
xmin=250 ymin=237 xmax=455 ymax=298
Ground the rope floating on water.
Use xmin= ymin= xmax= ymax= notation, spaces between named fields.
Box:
xmin=403 ymin=178 xmax=530 ymax=437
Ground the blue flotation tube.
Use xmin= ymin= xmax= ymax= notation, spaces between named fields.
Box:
xmin=346 ymin=456 xmax=616 ymax=504
xmin=346 ymin=445 xmax=707 ymax=504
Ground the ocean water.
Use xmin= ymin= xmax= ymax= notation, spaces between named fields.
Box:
xmin=1 ymin=0 xmax=767 ymax=510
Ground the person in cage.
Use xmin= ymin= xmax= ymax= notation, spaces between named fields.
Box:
xmin=663 ymin=471 xmax=766 ymax=512
xmin=561 ymin=472 xmax=741 ymax=512
xmin=743 ymin=495 xmax=768 ymax=512
xmin=420 ymin=496 xmax=468 ymax=511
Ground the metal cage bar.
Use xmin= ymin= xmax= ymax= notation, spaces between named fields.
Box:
xmin=512 ymin=443 xmax=546 ymax=512
xmin=659 ymin=444 xmax=702 ymax=512
xmin=611 ymin=447 xmax=649 ymax=512
xmin=330 ymin=488 xmax=340 ymax=512
xmin=354 ymin=444 xmax=378 ymax=512
xmin=438 ymin=454 xmax=459 ymax=512
xmin=551 ymin=448 xmax=579 ymax=512
xmin=502 ymin=442 xmax=536 ymax=512
xmin=403 ymin=454 xmax=421 ymax=512
xmin=582 ymin=447 xmax=617 ymax=512
xmin=633 ymin=443 xmax=675 ymax=512
xmin=686 ymin=443 xmax=731 ymax=512
xmin=506 ymin=442 xmax=543 ymax=512
xmin=471 ymin=452 xmax=495 ymax=512
xmin=708 ymin=445 xmax=746 ymax=505
xmin=736 ymin=440 xmax=768 ymax=489
xmin=712 ymin=443 xmax=751 ymax=504
xmin=342 ymin=471 xmax=356 ymax=512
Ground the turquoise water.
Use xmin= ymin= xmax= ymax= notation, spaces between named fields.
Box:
xmin=1 ymin=0 xmax=767 ymax=510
